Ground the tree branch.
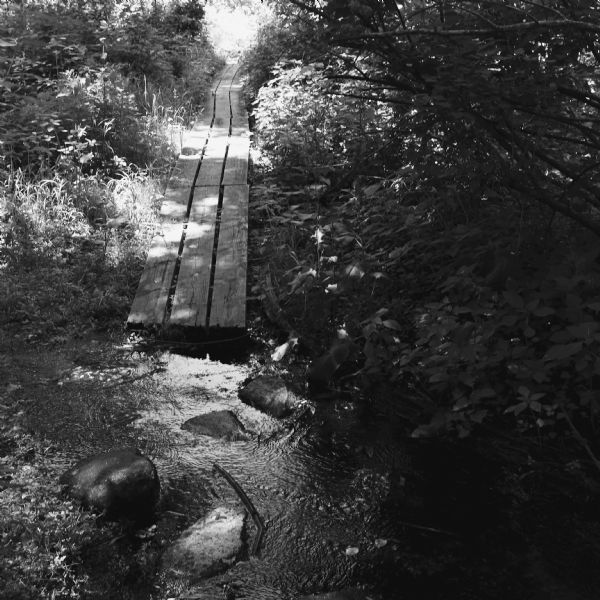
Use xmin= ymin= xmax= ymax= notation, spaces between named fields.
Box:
xmin=557 ymin=85 xmax=600 ymax=112
xmin=507 ymin=178 xmax=600 ymax=238
xmin=359 ymin=19 xmax=600 ymax=38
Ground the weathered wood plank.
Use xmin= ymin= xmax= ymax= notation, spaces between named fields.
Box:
xmin=169 ymin=187 xmax=221 ymax=327
xmin=229 ymin=93 xmax=248 ymax=130
xmin=127 ymin=177 xmax=191 ymax=327
xmin=128 ymin=61 xmax=249 ymax=332
xmin=159 ymin=185 xmax=191 ymax=222
xmin=214 ymin=90 xmax=231 ymax=129
xmin=195 ymin=133 xmax=228 ymax=186
xmin=127 ymin=223 xmax=184 ymax=327
xmin=222 ymin=134 xmax=250 ymax=185
xmin=181 ymin=131 xmax=208 ymax=155
xmin=169 ymin=155 xmax=201 ymax=189
xmin=209 ymin=185 xmax=249 ymax=329
xmin=190 ymin=62 xmax=235 ymax=134
xmin=218 ymin=63 xmax=238 ymax=85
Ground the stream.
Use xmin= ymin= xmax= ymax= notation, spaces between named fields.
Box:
xmin=130 ymin=351 xmax=413 ymax=599
xmin=15 ymin=336 xmax=575 ymax=600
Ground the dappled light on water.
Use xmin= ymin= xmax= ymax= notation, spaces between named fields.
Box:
xmin=129 ymin=352 xmax=409 ymax=598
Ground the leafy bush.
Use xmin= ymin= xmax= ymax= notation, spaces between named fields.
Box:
xmin=252 ymin=60 xmax=397 ymax=183
xmin=0 ymin=434 xmax=98 ymax=600
xmin=241 ymin=10 xmax=318 ymax=98
xmin=244 ymin=2 xmax=600 ymax=446
xmin=398 ymin=250 xmax=600 ymax=437
xmin=0 ymin=0 xmax=221 ymax=340
xmin=0 ymin=0 xmax=220 ymax=176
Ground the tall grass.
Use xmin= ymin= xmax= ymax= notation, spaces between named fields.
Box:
xmin=0 ymin=166 xmax=163 ymax=338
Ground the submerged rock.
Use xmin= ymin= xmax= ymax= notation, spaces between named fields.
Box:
xmin=300 ymin=591 xmax=373 ymax=600
xmin=182 ymin=410 xmax=250 ymax=441
xmin=162 ymin=506 xmax=246 ymax=580
xmin=59 ymin=448 xmax=159 ymax=521
xmin=239 ymin=375 xmax=300 ymax=418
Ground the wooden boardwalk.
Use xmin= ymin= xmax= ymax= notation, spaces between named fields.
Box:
xmin=127 ymin=63 xmax=249 ymax=333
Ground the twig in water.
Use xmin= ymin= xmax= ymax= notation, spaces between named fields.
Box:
xmin=213 ymin=462 xmax=265 ymax=556
xmin=395 ymin=520 xmax=456 ymax=537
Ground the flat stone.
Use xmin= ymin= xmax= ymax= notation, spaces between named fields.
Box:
xmin=181 ymin=410 xmax=249 ymax=441
xmin=162 ymin=506 xmax=246 ymax=580
xmin=59 ymin=448 xmax=159 ymax=521
xmin=239 ymin=375 xmax=300 ymax=418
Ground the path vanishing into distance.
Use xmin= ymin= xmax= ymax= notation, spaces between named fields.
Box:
xmin=128 ymin=62 xmax=249 ymax=334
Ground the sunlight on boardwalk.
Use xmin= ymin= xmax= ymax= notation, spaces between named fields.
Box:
xmin=127 ymin=63 xmax=249 ymax=334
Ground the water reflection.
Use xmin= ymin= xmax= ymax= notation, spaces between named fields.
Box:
xmin=132 ymin=352 xmax=400 ymax=598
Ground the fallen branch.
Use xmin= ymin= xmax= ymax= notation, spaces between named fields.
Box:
xmin=395 ymin=519 xmax=456 ymax=537
xmin=213 ymin=462 xmax=265 ymax=556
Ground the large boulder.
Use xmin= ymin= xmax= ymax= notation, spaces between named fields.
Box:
xmin=162 ymin=506 xmax=246 ymax=580
xmin=181 ymin=410 xmax=250 ymax=441
xmin=59 ymin=448 xmax=160 ymax=521
xmin=239 ymin=375 xmax=300 ymax=418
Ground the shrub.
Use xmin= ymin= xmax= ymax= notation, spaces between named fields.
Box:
xmin=252 ymin=60 xmax=396 ymax=182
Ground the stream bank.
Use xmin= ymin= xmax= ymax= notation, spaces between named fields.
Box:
xmin=1 ymin=160 xmax=600 ymax=598
xmin=1 ymin=166 xmax=600 ymax=599
xmin=2 ymin=332 xmax=600 ymax=599
xmin=1 ymin=68 xmax=599 ymax=600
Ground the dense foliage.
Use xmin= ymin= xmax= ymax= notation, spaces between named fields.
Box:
xmin=245 ymin=1 xmax=600 ymax=443
xmin=1 ymin=0 xmax=217 ymax=176
xmin=0 ymin=5 xmax=219 ymax=595
xmin=0 ymin=0 xmax=221 ymax=338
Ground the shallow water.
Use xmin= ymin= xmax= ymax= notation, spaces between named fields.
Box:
xmin=11 ymin=337 xmax=591 ymax=599
xmin=126 ymin=352 xmax=412 ymax=599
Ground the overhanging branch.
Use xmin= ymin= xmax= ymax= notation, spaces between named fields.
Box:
xmin=358 ymin=19 xmax=600 ymax=38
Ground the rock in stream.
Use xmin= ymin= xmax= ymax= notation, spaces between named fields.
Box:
xmin=239 ymin=375 xmax=300 ymax=418
xmin=59 ymin=448 xmax=160 ymax=521
xmin=181 ymin=410 xmax=250 ymax=441
xmin=162 ymin=506 xmax=246 ymax=580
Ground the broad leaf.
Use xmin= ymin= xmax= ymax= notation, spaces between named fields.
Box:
xmin=543 ymin=342 xmax=583 ymax=362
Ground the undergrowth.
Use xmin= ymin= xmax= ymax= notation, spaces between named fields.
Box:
xmin=0 ymin=431 xmax=98 ymax=600
xmin=0 ymin=168 xmax=162 ymax=342
xmin=0 ymin=2 xmax=222 ymax=597
xmin=243 ymin=6 xmax=600 ymax=458
xmin=0 ymin=0 xmax=222 ymax=344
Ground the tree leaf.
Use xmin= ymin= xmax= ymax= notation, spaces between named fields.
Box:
xmin=343 ymin=262 xmax=365 ymax=280
xmin=543 ymin=342 xmax=583 ymax=362
xmin=533 ymin=306 xmax=555 ymax=317
xmin=470 ymin=387 xmax=496 ymax=401
xmin=381 ymin=319 xmax=401 ymax=331
xmin=550 ymin=330 xmax=573 ymax=343
xmin=505 ymin=401 xmax=528 ymax=415
xmin=566 ymin=322 xmax=599 ymax=339
xmin=503 ymin=290 xmax=524 ymax=309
